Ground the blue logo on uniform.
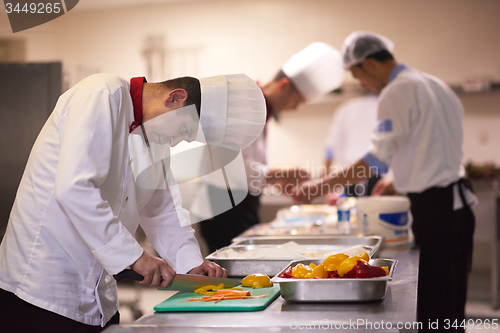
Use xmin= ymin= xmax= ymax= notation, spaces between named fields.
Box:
xmin=377 ymin=119 xmax=393 ymax=132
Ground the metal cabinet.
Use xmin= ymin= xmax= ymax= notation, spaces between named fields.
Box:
xmin=0 ymin=62 xmax=61 ymax=241
xmin=470 ymin=181 xmax=500 ymax=309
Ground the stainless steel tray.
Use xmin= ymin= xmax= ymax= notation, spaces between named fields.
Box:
xmin=233 ymin=222 xmax=345 ymax=240
xmin=205 ymin=236 xmax=383 ymax=277
xmin=272 ymin=258 xmax=397 ymax=302
xmin=233 ymin=235 xmax=383 ymax=248
xmin=232 ymin=215 xmax=373 ymax=240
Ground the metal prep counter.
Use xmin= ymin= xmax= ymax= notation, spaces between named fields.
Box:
xmin=103 ymin=247 xmax=419 ymax=333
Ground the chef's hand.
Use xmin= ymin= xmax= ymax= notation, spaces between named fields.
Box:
xmin=188 ymin=260 xmax=227 ymax=278
xmin=290 ymin=178 xmax=326 ymax=204
xmin=130 ymin=251 xmax=175 ymax=288
xmin=371 ymin=178 xmax=396 ymax=196
xmin=325 ymin=192 xmax=340 ymax=206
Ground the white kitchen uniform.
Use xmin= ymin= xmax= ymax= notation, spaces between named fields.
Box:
xmin=243 ymin=129 xmax=269 ymax=194
xmin=194 ymin=43 xmax=344 ymax=252
xmin=325 ymin=95 xmax=378 ymax=167
xmin=363 ymin=65 xmax=476 ymax=207
xmin=0 ymin=74 xmax=203 ymax=326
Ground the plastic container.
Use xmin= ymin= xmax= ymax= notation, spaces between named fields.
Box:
xmin=355 ymin=196 xmax=412 ymax=246
xmin=337 ymin=194 xmax=351 ymax=234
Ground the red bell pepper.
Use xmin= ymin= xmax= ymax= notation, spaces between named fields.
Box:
xmin=344 ymin=260 xmax=387 ymax=278
xmin=279 ymin=266 xmax=293 ymax=278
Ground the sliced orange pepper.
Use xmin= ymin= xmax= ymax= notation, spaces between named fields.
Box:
xmin=321 ymin=253 xmax=349 ymax=272
xmin=291 ymin=263 xmax=313 ymax=278
xmin=358 ymin=252 xmax=370 ymax=262
xmin=305 ymin=263 xmax=328 ymax=279
xmin=337 ymin=254 xmax=368 ymax=277
xmin=194 ymin=283 xmax=225 ymax=295
xmin=241 ymin=273 xmax=273 ymax=288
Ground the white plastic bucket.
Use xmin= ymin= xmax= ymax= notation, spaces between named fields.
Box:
xmin=355 ymin=196 xmax=412 ymax=246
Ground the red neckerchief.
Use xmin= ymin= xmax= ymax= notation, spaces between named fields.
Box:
xmin=129 ymin=77 xmax=147 ymax=133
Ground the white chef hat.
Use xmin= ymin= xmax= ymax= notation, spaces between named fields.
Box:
xmin=282 ymin=42 xmax=344 ymax=102
xmin=341 ymin=31 xmax=395 ymax=69
xmin=195 ymin=74 xmax=266 ymax=150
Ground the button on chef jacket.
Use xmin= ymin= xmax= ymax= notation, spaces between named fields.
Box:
xmin=362 ymin=65 xmax=476 ymax=208
xmin=0 ymin=73 xmax=203 ymax=326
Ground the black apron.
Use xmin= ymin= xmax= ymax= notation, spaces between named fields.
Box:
xmin=199 ymin=185 xmax=261 ymax=253
xmin=0 ymin=288 xmax=119 ymax=333
xmin=407 ymin=179 xmax=475 ymax=332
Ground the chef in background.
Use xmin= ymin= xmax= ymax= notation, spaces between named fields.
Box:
xmin=324 ymin=91 xmax=380 ymax=199
xmin=192 ymin=42 xmax=345 ymax=253
xmin=0 ymin=72 xmax=265 ymax=332
xmin=293 ymin=31 xmax=476 ymax=332
xmin=325 ymin=93 xmax=378 ymax=172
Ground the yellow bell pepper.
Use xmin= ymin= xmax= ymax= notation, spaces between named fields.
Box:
xmin=291 ymin=263 xmax=313 ymax=278
xmin=337 ymin=257 xmax=359 ymax=277
xmin=305 ymin=263 xmax=328 ymax=279
xmin=241 ymin=273 xmax=273 ymax=288
xmin=194 ymin=283 xmax=225 ymax=295
xmin=321 ymin=253 xmax=349 ymax=272
xmin=337 ymin=253 xmax=369 ymax=277
xmin=358 ymin=252 xmax=370 ymax=262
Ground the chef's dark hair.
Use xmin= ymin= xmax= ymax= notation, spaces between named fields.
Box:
xmin=365 ymin=50 xmax=394 ymax=62
xmin=159 ymin=76 xmax=201 ymax=118
xmin=273 ymin=70 xmax=299 ymax=92
xmin=355 ymin=50 xmax=394 ymax=67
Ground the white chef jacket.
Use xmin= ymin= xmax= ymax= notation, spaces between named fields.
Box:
xmin=362 ymin=65 xmax=476 ymax=208
xmin=0 ymin=74 xmax=203 ymax=326
xmin=190 ymin=98 xmax=270 ymax=220
xmin=244 ymin=130 xmax=269 ymax=194
xmin=189 ymin=124 xmax=267 ymax=220
xmin=324 ymin=95 xmax=378 ymax=167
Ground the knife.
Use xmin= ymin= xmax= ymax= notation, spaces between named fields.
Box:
xmin=114 ymin=269 xmax=241 ymax=292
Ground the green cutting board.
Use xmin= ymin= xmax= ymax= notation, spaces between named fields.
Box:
xmin=154 ymin=285 xmax=280 ymax=312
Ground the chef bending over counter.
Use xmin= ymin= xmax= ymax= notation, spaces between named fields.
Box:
xmin=0 ymin=72 xmax=267 ymax=332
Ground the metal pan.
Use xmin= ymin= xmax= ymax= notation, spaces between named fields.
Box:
xmin=205 ymin=236 xmax=383 ymax=277
xmin=232 ymin=235 xmax=383 ymax=247
xmin=272 ymin=258 xmax=397 ymax=302
xmin=232 ymin=222 xmax=343 ymax=240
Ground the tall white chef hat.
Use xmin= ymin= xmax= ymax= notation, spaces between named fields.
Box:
xmin=341 ymin=31 xmax=395 ymax=69
xmin=195 ymin=74 xmax=266 ymax=150
xmin=129 ymin=73 xmax=266 ymax=227
xmin=282 ymin=42 xmax=344 ymax=102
